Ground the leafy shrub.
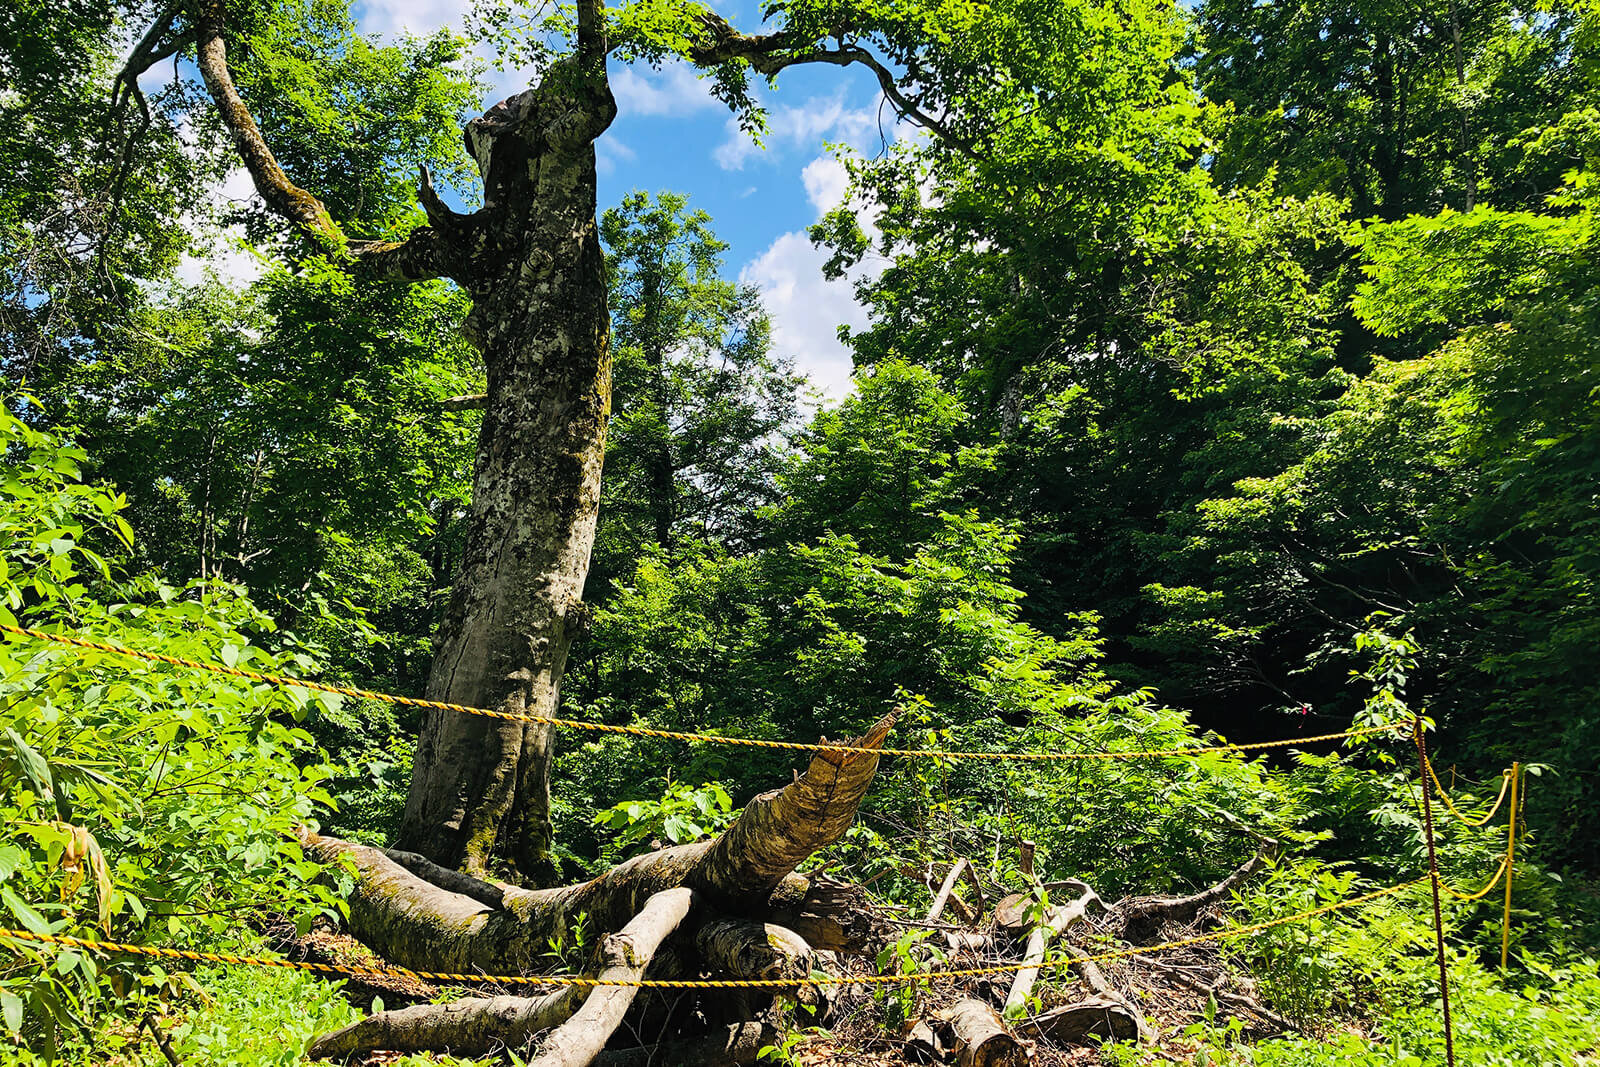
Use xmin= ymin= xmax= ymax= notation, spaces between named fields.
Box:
xmin=0 ymin=407 xmax=347 ymax=1056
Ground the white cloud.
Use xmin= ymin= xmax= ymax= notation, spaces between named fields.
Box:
xmin=741 ymin=231 xmax=869 ymax=401
xmin=740 ymin=151 xmax=889 ymax=403
xmin=713 ymin=92 xmax=876 ymax=171
xmin=800 ymin=156 xmax=851 ymax=215
xmin=596 ymin=136 xmax=637 ymax=178
xmin=611 ymin=64 xmax=720 ymax=118
xmin=175 ymin=168 xmax=268 ymax=290
xmin=356 ymin=0 xmax=469 ymax=37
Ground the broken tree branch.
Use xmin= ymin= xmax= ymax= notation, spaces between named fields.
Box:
xmin=192 ymin=0 xmax=462 ymax=280
xmin=307 ymin=988 xmax=581 ymax=1060
xmin=683 ymin=14 xmax=982 ymax=162
xmin=1118 ymin=844 xmax=1275 ymax=940
xmin=1003 ymin=880 xmax=1103 ymax=1018
xmin=307 ymin=888 xmax=694 ymax=1061
xmin=939 ymin=1000 xmax=1026 ymax=1067
xmin=303 ymin=715 xmax=893 ymax=975
xmin=526 ymin=888 xmax=696 ymax=1067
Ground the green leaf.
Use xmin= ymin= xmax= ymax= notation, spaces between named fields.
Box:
xmin=0 ymin=846 xmax=23 ymax=883
xmin=1 ymin=886 xmax=51 ymax=936
xmin=4 ymin=728 xmax=58 ymax=815
xmin=0 ymin=989 xmax=21 ymax=1035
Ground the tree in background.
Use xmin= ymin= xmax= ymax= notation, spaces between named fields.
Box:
xmin=1195 ymin=0 xmax=1590 ymax=215
xmin=593 ymin=192 xmax=800 ymax=592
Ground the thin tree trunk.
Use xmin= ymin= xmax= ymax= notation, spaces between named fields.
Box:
xmin=1445 ymin=0 xmax=1475 ymax=210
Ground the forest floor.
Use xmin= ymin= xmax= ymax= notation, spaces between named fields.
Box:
xmin=266 ymin=898 xmax=1311 ymax=1067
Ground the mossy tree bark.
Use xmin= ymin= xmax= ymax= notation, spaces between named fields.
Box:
xmin=300 ymin=718 xmax=892 ymax=1062
xmin=395 ymin=65 xmax=619 ymax=881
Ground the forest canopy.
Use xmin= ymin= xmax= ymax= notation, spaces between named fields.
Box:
xmin=2 ymin=0 xmax=1599 ymax=1064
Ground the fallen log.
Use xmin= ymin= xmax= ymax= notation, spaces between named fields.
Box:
xmin=302 ymin=715 xmax=894 ymax=976
xmin=939 ymin=999 xmax=1026 ymax=1067
xmin=696 ymin=918 xmax=813 ymax=982
xmin=1073 ymin=956 xmax=1152 ymax=1043
xmin=306 ymin=889 xmax=693 ymax=1060
xmin=303 ymin=718 xmax=892 ymax=1063
xmin=1002 ymin=880 xmax=1103 ymax=1018
xmin=527 ymin=889 xmax=698 ymax=1067
xmin=770 ymin=874 xmax=886 ymax=953
xmin=1022 ymin=995 xmax=1141 ymax=1045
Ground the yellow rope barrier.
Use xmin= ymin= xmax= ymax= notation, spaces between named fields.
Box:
xmin=0 ymin=877 xmax=1427 ymax=991
xmin=0 ymin=623 xmax=1406 ymax=762
xmin=1424 ymin=753 xmax=1513 ymax=827
xmin=1501 ymin=762 xmax=1520 ymax=970
xmin=1439 ymin=851 xmax=1510 ymax=903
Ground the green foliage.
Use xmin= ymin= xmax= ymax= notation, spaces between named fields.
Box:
xmin=0 ymin=405 xmax=347 ymax=1055
xmin=592 ymin=192 xmax=801 ymax=590
xmin=873 ymin=929 xmax=942 ymax=1028
xmin=593 ymin=780 xmax=734 ymax=859
xmin=1195 ymin=0 xmax=1587 ymax=215
xmin=223 ymin=0 xmax=483 ymax=242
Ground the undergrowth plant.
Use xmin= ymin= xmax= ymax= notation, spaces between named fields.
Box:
xmin=0 ymin=408 xmax=350 ymax=1057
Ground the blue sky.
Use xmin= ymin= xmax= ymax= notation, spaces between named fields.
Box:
xmin=346 ymin=0 xmax=898 ymax=398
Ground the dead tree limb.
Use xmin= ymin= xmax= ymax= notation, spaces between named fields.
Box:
xmin=307 ymin=988 xmax=581 ymax=1060
xmin=1022 ymin=996 xmax=1141 ymax=1046
xmin=307 ymin=889 xmax=695 ymax=1061
xmin=696 ymin=919 xmax=813 ymax=982
xmin=1141 ymin=958 xmax=1297 ymax=1032
xmin=526 ymin=889 xmax=697 ymax=1067
xmin=927 ymin=859 xmax=973 ymax=924
xmin=1002 ymin=880 xmax=1103 ymax=1018
xmin=1072 ymin=956 xmax=1152 ymax=1043
xmin=302 ymin=716 xmax=892 ymax=976
xmin=1117 ymin=845 xmax=1275 ymax=940
xmin=939 ymin=1000 xmax=1026 ymax=1067
xmin=380 ymin=846 xmax=507 ymax=908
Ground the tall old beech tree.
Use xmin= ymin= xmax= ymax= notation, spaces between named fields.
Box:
xmin=118 ymin=0 xmax=1213 ymax=1060
xmin=125 ymin=0 xmax=978 ymax=883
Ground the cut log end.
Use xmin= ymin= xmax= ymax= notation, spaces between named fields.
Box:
xmin=939 ymin=999 xmax=1027 ymax=1067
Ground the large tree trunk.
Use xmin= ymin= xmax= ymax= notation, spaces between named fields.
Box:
xmin=396 ymin=66 xmax=619 ymax=881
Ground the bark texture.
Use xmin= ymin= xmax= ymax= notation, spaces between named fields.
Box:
xmin=304 ymin=714 xmax=893 ymax=974
xmin=399 ymin=62 xmax=619 ymax=879
xmin=940 ymin=1000 xmax=1026 ymax=1067
xmin=526 ymin=889 xmax=696 ymax=1067
xmin=1002 ymin=880 xmax=1103 ymax=1017
xmin=307 ymin=889 xmax=694 ymax=1061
